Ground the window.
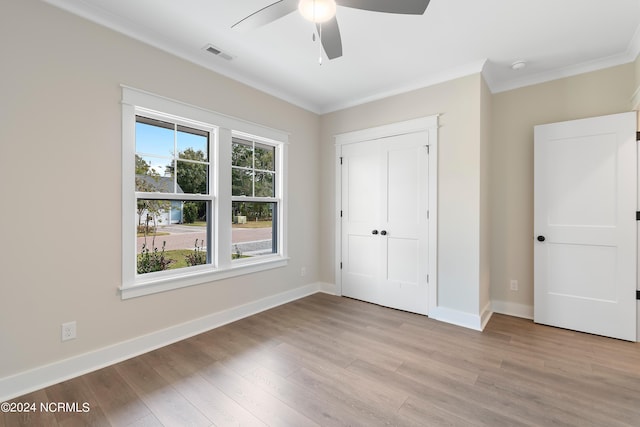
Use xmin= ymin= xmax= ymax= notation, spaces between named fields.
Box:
xmin=121 ymin=87 xmax=287 ymax=299
xmin=135 ymin=115 xmax=213 ymax=275
xmin=231 ymin=137 xmax=279 ymax=260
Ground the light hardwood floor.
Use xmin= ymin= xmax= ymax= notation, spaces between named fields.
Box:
xmin=3 ymin=293 xmax=640 ymax=426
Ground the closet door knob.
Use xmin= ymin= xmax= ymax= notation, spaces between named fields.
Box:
xmin=372 ymin=230 xmax=378 ymax=235
xmin=380 ymin=230 xmax=387 ymax=236
xmin=537 ymin=235 xmax=546 ymax=242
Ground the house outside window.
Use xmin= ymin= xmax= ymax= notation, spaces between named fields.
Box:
xmin=121 ymin=87 xmax=288 ymax=299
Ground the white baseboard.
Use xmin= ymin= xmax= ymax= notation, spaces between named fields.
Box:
xmin=491 ymin=300 xmax=534 ymax=320
xmin=429 ymin=306 xmax=484 ymax=331
xmin=480 ymin=301 xmax=493 ymax=330
xmin=637 ymin=301 xmax=640 ymax=343
xmin=317 ymin=281 xmax=337 ymax=295
xmin=0 ymin=282 xmax=326 ymax=402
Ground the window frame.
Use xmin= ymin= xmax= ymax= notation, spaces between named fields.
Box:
xmin=231 ymin=133 xmax=281 ymax=263
xmin=121 ymin=86 xmax=288 ymax=299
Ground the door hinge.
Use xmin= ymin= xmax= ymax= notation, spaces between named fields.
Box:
xmin=340 ymin=262 xmax=343 ymax=270
xmin=636 ymin=211 xmax=640 ymax=221
xmin=637 ymin=290 xmax=640 ymax=300
xmin=426 ymin=145 xmax=430 ymax=154
xmin=340 ymin=210 xmax=343 ymax=217
xmin=427 ymin=210 xmax=429 ymax=220
xmin=636 ymin=131 xmax=640 ymax=142
xmin=340 ymin=157 xmax=343 ymax=165
xmin=427 ymin=274 xmax=429 ymax=284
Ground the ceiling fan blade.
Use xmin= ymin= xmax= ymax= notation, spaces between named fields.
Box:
xmin=232 ymin=0 xmax=298 ymax=31
xmin=316 ymin=17 xmax=343 ymax=60
xmin=338 ymin=0 xmax=430 ymax=15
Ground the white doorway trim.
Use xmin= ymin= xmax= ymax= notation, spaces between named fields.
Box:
xmin=334 ymin=115 xmax=438 ymax=314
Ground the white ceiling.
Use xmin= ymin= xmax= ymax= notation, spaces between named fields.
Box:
xmin=44 ymin=0 xmax=640 ymax=114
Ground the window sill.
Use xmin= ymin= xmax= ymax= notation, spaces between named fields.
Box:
xmin=120 ymin=256 xmax=289 ymax=299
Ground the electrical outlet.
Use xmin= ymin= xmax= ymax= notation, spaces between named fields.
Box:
xmin=301 ymin=267 xmax=306 ymax=277
xmin=510 ymin=280 xmax=519 ymax=291
xmin=61 ymin=321 xmax=76 ymax=341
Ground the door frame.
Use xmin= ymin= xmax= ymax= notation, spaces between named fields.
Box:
xmin=334 ymin=115 xmax=439 ymax=315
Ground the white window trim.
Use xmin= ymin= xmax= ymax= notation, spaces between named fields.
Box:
xmin=230 ymin=131 xmax=283 ymax=264
xmin=121 ymin=86 xmax=288 ymax=299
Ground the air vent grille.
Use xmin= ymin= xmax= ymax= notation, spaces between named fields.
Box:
xmin=203 ymin=44 xmax=233 ymax=61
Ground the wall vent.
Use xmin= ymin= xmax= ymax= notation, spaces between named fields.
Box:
xmin=203 ymin=44 xmax=234 ymax=61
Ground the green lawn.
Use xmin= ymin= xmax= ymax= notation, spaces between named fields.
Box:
xmin=138 ymin=249 xmax=250 ymax=272
xmin=163 ymin=249 xmax=194 ymax=269
xmin=137 ymin=249 xmax=195 ymax=270
xmin=233 ymin=220 xmax=272 ymax=229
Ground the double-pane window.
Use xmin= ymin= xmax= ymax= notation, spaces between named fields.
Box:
xmin=134 ymin=115 xmax=213 ymax=275
xmin=121 ymin=87 xmax=287 ymax=298
xmin=231 ymin=137 xmax=279 ymax=259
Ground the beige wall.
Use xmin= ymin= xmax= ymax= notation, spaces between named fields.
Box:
xmin=479 ymin=77 xmax=493 ymax=316
xmin=636 ymin=53 xmax=640 ymax=89
xmin=490 ymin=63 xmax=635 ymax=312
xmin=634 ymin=54 xmax=640 ymax=117
xmin=0 ymin=0 xmax=320 ymax=378
xmin=320 ymin=74 xmax=485 ymax=316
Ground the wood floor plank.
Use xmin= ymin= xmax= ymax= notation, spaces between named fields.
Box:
xmin=257 ymin=317 xmax=357 ymax=369
xmin=199 ymin=361 xmax=318 ymax=427
xmin=2 ymin=389 xmax=60 ymax=427
xmin=43 ymin=375 xmax=110 ymax=427
xmin=289 ymin=322 xmax=405 ymax=372
xmin=346 ymin=357 xmax=529 ymax=427
xmin=287 ymin=365 xmax=411 ymax=426
xmin=589 ymin=363 xmax=640 ymax=393
xmin=125 ymin=413 xmax=164 ymax=427
xmin=6 ymin=294 xmax=640 ymax=426
xmin=397 ymin=363 xmax=537 ymax=426
xmin=475 ymin=364 xmax=635 ymax=427
xmin=240 ymin=365 xmax=372 ymax=427
xmin=144 ymin=342 xmax=266 ymax=426
xmin=398 ymin=396 xmax=481 ymax=427
xmin=494 ymin=358 xmax=640 ymax=424
xmin=81 ymin=365 xmax=158 ymax=427
xmin=115 ymin=356 xmax=211 ymax=426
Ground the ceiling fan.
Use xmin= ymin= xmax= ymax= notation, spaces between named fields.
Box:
xmin=232 ymin=0 xmax=431 ymax=60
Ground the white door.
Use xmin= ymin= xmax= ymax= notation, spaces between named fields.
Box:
xmin=341 ymin=131 xmax=429 ymax=314
xmin=534 ymin=112 xmax=637 ymax=341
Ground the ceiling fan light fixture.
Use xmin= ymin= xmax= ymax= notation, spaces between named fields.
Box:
xmin=298 ymin=0 xmax=337 ymax=23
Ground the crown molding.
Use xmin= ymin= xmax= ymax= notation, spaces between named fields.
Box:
xmin=486 ymin=22 xmax=640 ymax=94
xmin=319 ymin=59 xmax=488 ymax=114
xmin=488 ymin=52 xmax=636 ymax=94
